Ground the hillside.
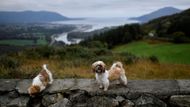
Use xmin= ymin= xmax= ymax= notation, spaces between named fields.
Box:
xmin=113 ymin=41 xmax=190 ymax=64
xmin=143 ymin=8 xmax=190 ymax=41
xmin=84 ymin=8 xmax=190 ymax=48
xmin=130 ymin=7 xmax=181 ymax=23
xmin=0 ymin=11 xmax=69 ymax=23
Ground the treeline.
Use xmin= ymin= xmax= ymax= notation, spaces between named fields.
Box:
xmin=82 ymin=24 xmax=143 ymax=48
xmin=144 ymin=8 xmax=190 ymax=43
xmin=0 ymin=24 xmax=76 ymax=40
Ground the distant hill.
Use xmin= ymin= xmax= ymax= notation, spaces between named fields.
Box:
xmin=82 ymin=8 xmax=190 ymax=47
xmin=143 ymin=8 xmax=190 ymax=35
xmin=130 ymin=7 xmax=181 ymax=23
xmin=0 ymin=11 xmax=69 ymax=23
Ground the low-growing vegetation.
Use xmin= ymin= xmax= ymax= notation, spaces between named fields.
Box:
xmin=0 ymin=42 xmax=190 ymax=79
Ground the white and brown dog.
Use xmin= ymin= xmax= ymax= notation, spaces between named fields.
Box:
xmin=28 ymin=64 xmax=53 ymax=97
xmin=92 ymin=61 xmax=127 ymax=91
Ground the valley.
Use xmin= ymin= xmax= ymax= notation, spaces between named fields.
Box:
xmin=0 ymin=7 xmax=190 ymax=80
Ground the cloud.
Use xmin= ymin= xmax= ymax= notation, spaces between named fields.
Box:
xmin=0 ymin=0 xmax=190 ymax=17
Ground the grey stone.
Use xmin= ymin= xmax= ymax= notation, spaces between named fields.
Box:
xmin=73 ymin=103 xmax=87 ymax=107
xmin=125 ymin=92 xmax=141 ymax=100
xmin=47 ymin=79 xmax=129 ymax=97
xmin=49 ymin=98 xmax=69 ymax=107
xmin=170 ymin=95 xmax=190 ymax=107
xmin=127 ymin=80 xmax=179 ymax=99
xmin=89 ymin=80 xmax=129 ymax=96
xmin=45 ymin=79 xmax=76 ymax=93
xmin=116 ymin=96 xmax=125 ymax=102
xmin=70 ymin=79 xmax=96 ymax=91
xmin=2 ymin=79 xmax=190 ymax=107
xmin=177 ymin=80 xmax=190 ymax=94
xmin=16 ymin=79 xmax=32 ymax=94
xmin=42 ymin=93 xmax=63 ymax=107
xmin=0 ymin=94 xmax=12 ymax=106
xmin=33 ymin=103 xmax=41 ymax=107
xmin=27 ymin=96 xmax=42 ymax=107
xmin=7 ymin=96 xmax=29 ymax=107
xmin=121 ymin=100 xmax=134 ymax=107
xmin=0 ymin=79 xmax=19 ymax=94
xmin=8 ymin=91 xmax=19 ymax=98
xmin=46 ymin=79 xmax=98 ymax=94
xmin=13 ymin=79 xmax=182 ymax=99
xmin=86 ymin=96 xmax=118 ymax=107
xmin=68 ymin=90 xmax=90 ymax=107
xmin=135 ymin=94 xmax=167 ymax=107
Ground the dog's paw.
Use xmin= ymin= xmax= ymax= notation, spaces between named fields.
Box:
xmin=99 ymin=85 xmax=103 ymax=89
xmin=103 ymin=88 xmax=108 ymax=91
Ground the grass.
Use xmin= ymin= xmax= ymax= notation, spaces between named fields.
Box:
xmin=36 ymin=38 xmax=48 ymax=45
xmin=0 ymin=37 xmax=48 ymax=46
xmin=16 ymin=59 xmax=94 ymax=79
xmin=6 ymin=59 xmax=190 ymax=80
xmin=113 ymin=40 xmax=190 ymax=64
xmin=0 ymin=39 xmax=35 ymax=46
xmin=125 ymin=59 xmax=190 ymax=79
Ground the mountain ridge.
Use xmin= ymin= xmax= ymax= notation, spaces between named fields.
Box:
xmin=0 ymin=10 xmax=69 ymax=23
xmin=130 ymin=7 xmax=181 ymax=23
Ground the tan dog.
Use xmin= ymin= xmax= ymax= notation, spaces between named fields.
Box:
xmin=92 ymin=61 xmax=127 ymax=91
xmin=28 ymin=64 xmax=53 ymax=97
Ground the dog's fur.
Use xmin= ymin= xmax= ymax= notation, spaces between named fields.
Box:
xmin=28 ymin=64 xmax=53 ymax=97
xmin=92 ymin=61 xmax=127 ymax=91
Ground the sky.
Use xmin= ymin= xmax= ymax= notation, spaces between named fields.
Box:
xmin=0 ymin=0 xmax=190 ymax=18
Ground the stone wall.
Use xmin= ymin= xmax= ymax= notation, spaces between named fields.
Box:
xmin=0 ymin=79 xmax=190 ymax=107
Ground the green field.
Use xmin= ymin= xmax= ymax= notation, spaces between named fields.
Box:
xmin=0 ymin=38 xmax=48 ymax=46
xmin=0 ymin=39 xmax=35 ymax=46
xmin=113 ymin=41 xmax=190 ymax=64
xmin=36 ymin=38 xmax=48 ymax=45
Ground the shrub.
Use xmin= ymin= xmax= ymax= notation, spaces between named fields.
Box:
xmin=81 ymin=41 xmax=108 ymax=48
xmin=118 ymin=52 xmax=138 ymax=64
xmin=0 ymin=56 xmax=22 ymax=78
xmin=65 ymin=46 xmax=94 ymax=59
xmin=172 ymin=32 xmax=190 ymax=43
xmin=149 ymin=55 xmax=159 ymax=63
xmin=93 ymin=48 xmax=112 ymax=56
xmin=0 ymin=56 xmax=21 ymax=69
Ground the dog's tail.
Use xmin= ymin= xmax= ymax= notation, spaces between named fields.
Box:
xmin=43 ymin=64 xmax=48 ymax=71
xmin=111 ymin=61 xmax=123 ymax=69
xmin=43 ymin=64 xmax=51 ymax=75
xmin=42 ymin=64 xmax=53 ymax=84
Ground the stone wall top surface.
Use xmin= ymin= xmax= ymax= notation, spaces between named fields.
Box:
xmin=1 ymin=79 xmax=190 ymax=96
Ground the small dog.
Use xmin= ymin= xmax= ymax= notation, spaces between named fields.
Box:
xmin=28 ymin=64 xmax=53 ymax=97
xmin=92 ymin=61 xmax=127 ymax=91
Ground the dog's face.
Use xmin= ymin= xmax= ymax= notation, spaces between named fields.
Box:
xmin=92 ymin=61 xmax=106 ymax=73
xmin=28 ymin=85 xmax=40 ymax=97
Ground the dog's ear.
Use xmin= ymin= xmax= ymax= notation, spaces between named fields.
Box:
xmin=92 ymin=62 xmax=97 ymax=69
xmin=92 ymin=62 xmax=98 ymax=72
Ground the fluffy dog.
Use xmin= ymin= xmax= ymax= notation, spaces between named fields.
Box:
xmin=92 ymin=61 xmax=127 ymax=91
xmin=28 ymin=64 xmax=53 ymax=97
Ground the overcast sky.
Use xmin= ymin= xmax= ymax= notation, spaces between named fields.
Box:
xmin=0 ymin=0 xmax=190 ymax=18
